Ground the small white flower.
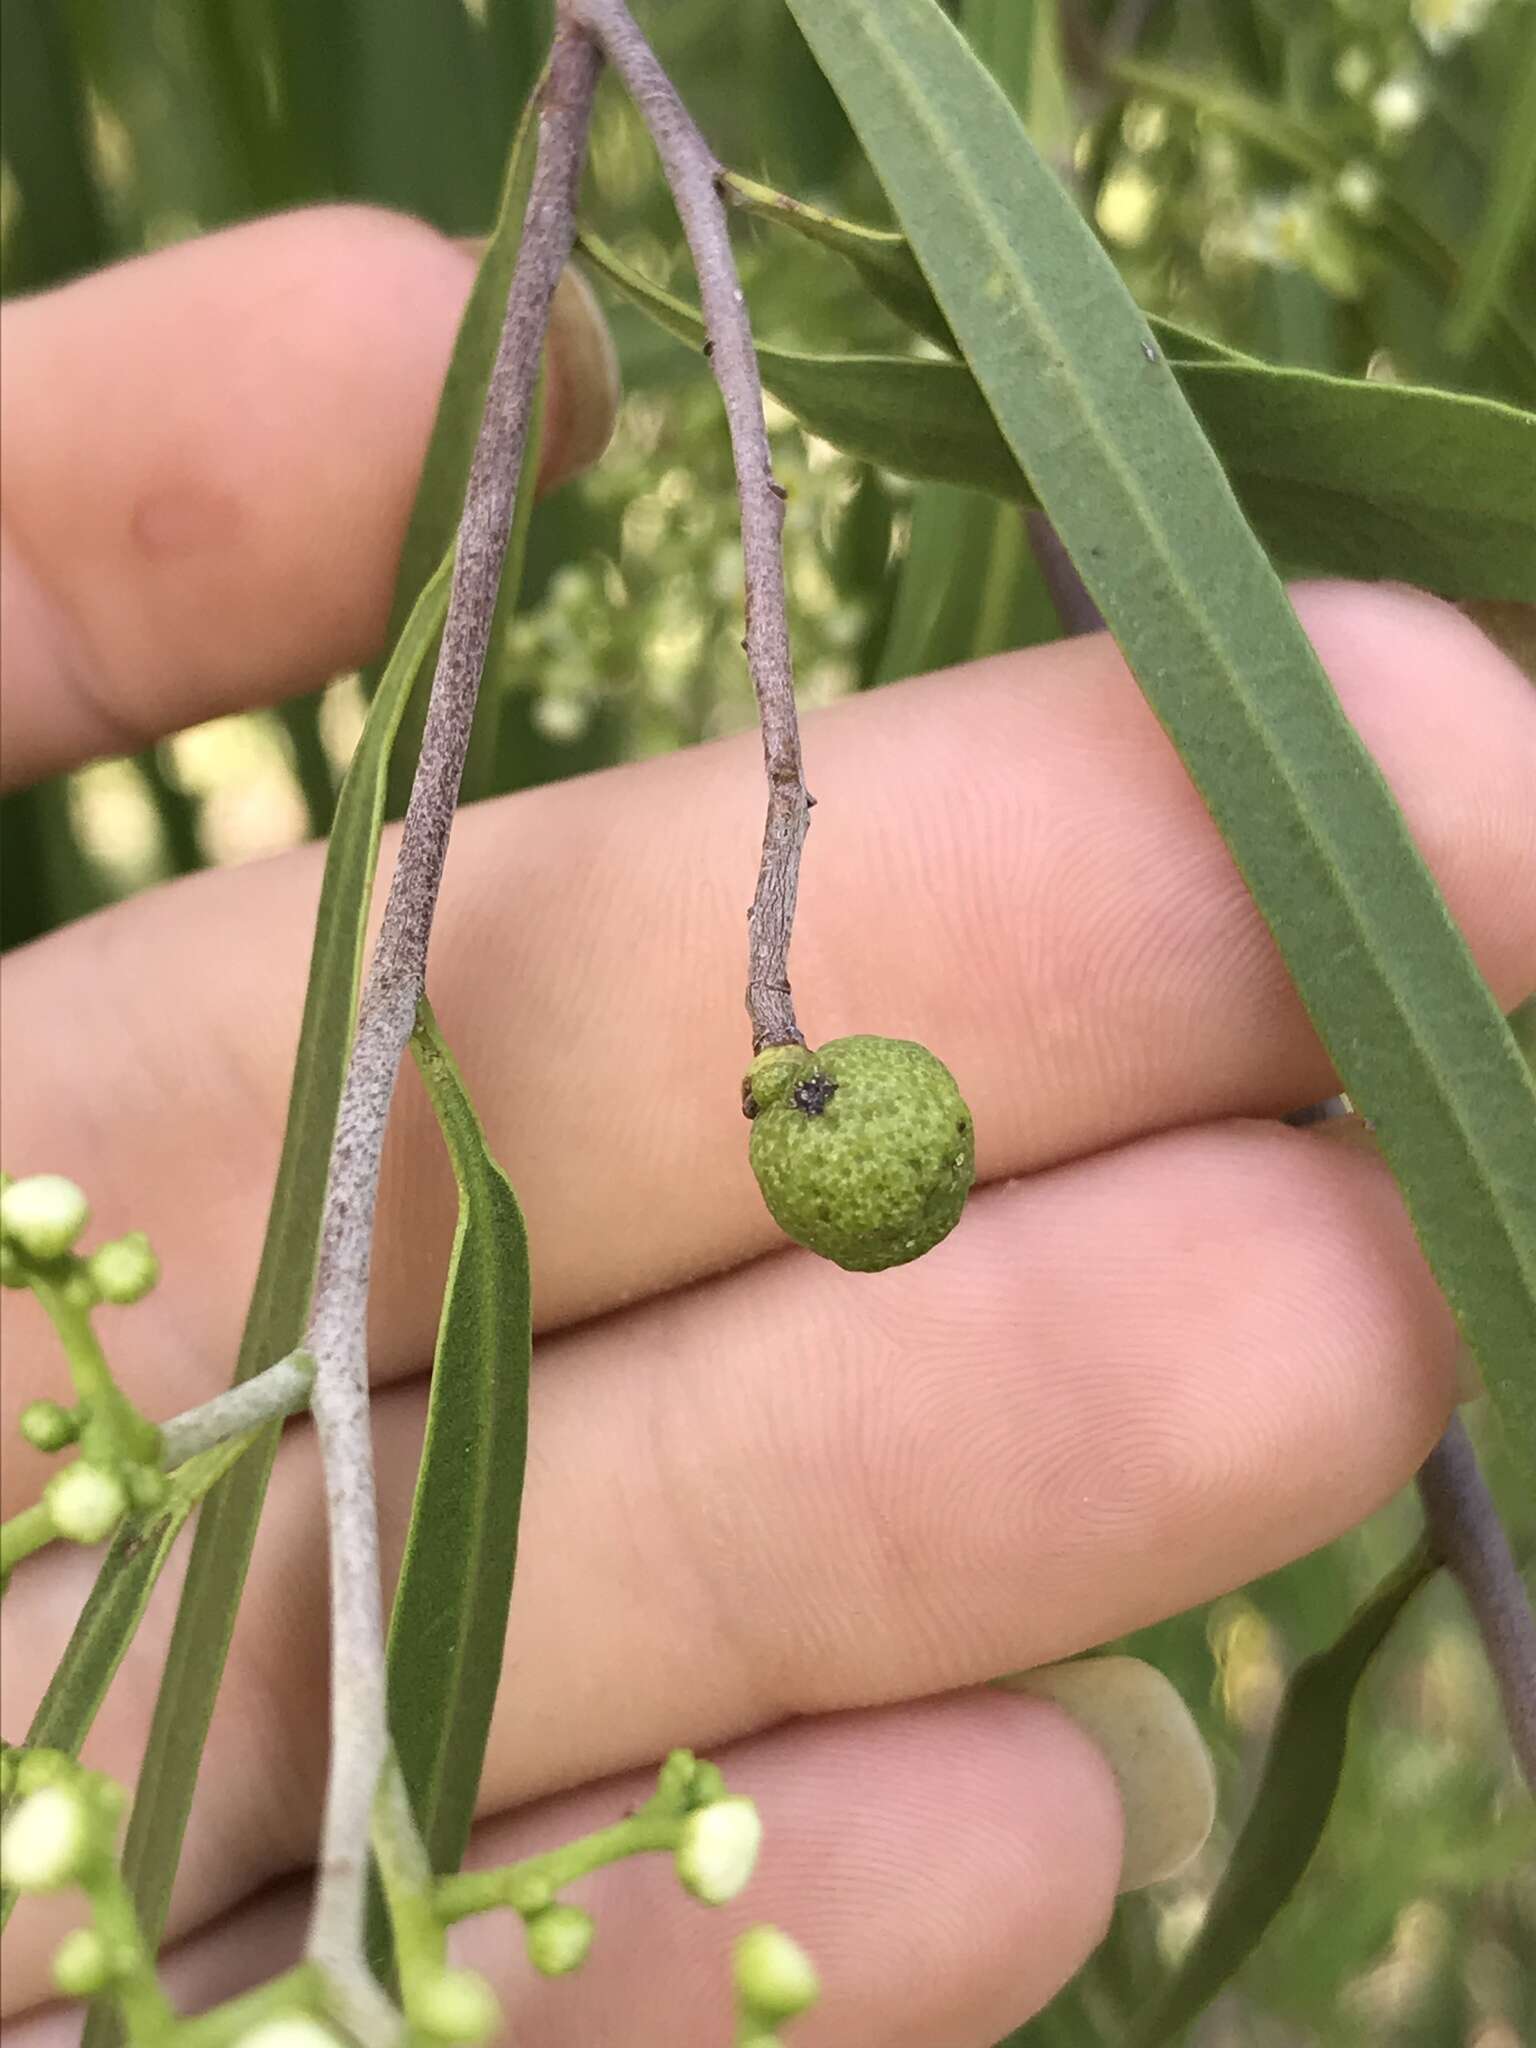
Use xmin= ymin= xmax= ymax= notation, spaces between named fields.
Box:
xmin=524 ymin=1903 xmax=595 ymax=1977
xmin=1335 ymin=162 xmax=1383 ymax=217
xmin=46 ymin=1464 xmax=128 ymax=1546
xmin=1119 ymin=98 xmax=1171 ymax=155
xmin=1095 ymin=164 xmax=1160 ymax=249
xmin=0 ymin=1785 xmax=91 ymax=1893
xmin=1238 ymin=190 xmax=1320 ymax=270
xmin=733 ymin=1925 xmax=820 ymax=2023
xmin=0 ymin=1176 xmax=90 ymax=1261
xmin=532 ymin=691 xmax=593 ymax=744
xmin=675 ymin=1796 xmax=762 ymax=1905
xmin=1333 ymin=45 xmax=1376 ymax=100
xmin=1371 ymin=74 xmax=1428 ymax=136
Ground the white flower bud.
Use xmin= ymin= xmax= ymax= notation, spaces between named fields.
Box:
xmin=1371 ymin=75 xmax=1427 ymax=136
xmin=1333 ymin=45 xmax=1375 ymax=100
xmin=20 ymin=1401 xmax=78 ymax=1453
xmin=733 ymin=1925 xmax=820 ymax=2023
xmin=525 ymin=1903 xmax=595 ymax=1977
xmin=235 ymin=2019 xmax=342 ymax=2048
xmin=0 ymin=1176 xmax=90 ymax=1261
xmin=1335 ymin=162 xmax=1382 ymax=218
xmin=52 ymin=1927 xmax=112 ymax=1997
xmin=412 ymin=1968 xmax=499 ymax=2043
xmin=675 ymin=1796 xmax=762 ymax=1905
xmin=89 ymin=1234 xmax=159 ymax=1306
xmin=0 ymin=1784 xmax=92 ymax=1892
xmin=46 ymin=1464 xmax=128 ymax=1545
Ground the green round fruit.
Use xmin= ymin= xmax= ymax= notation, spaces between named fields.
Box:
xmin=745 ymin=1036 xmax=974 ymax=1273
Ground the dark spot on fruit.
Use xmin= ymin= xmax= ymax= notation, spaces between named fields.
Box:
xmin=793 ymin=1072 xmax=838 ymax=1117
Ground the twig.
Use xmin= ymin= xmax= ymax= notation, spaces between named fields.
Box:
xmin=1025 ymin=509 xmax=1106 ymax=638
xmin=569 ymin=0 xmax=810 ymax=1053
xmin=1416 ymin=1416 xmax=1536 ymax=1789
xmin=299 ymin=18 xmax=601 ymax=2013
xmin=158 ymin=1354 xmax=314 ymax=1467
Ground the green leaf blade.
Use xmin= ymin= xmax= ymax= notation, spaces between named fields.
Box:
xmin=1444 ymin=13 xmax=1536 ymax=359
xmin=785 ymin=0 xmax=1536 ymax=1472
xmin=581 ymin=232 xmax=1536 ymax=602
xmin=367 ymin=1003 xmax=532 ymax=1970
xmin=1129 ymin=1548 xmax=1438 ymax=2046
xmin=377 ymin=81 xmax=545 ymax=817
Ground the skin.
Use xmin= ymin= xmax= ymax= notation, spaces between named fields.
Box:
xmin=3 ymin=208 xmax=1535 ymax=2047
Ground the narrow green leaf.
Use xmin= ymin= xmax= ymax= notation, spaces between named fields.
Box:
xmin=785 ymin=0 xmax=1536 ymax=1470
xmin=368 ymin=999 xmax=531 ymax=1975
xmin=0 ymin=778 xmax=110 ymax=950
xmin=1129 ymin=1547 xmax=1438 ymax=2046
xmin=724 ymin=170 xmax=1256 ymax=369
xmin=277 ymin=697 xmax=339 ymax=840
xmin=75 ymin=556 xmax=451 ymax=2048
xmin=876 ymin=485 xmax=1059 ymax=684
xmin=1444 ymin=14 xmax=1536 ymax=359
xmin=581 ymin=232 xmax=1536 ymax=602
xmin=335 ymin=0 xmax=501 ymax=233
xmin=723 ymin=172 xmax=961 ymax=353
xmin=0 ymin=0 xmax=111 ymax=291
xmin=484 ymin=0 xmax=554 ymax=122
xmin=379 ymin=75 xmax=546 ymax=817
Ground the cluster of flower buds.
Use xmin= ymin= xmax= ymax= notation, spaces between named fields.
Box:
xmin=1 ymin=1174 xmax=166 ymax=1575
xmin=2 ymin=1174 xmax=159 ymax=1304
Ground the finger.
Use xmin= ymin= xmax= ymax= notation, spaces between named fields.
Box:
xmin=3 ymin=1693 xmax=1122 ymax=2042
xmin=0 ymin=209 xmax=617 ymax=790
xmin=0 ymin=1118 xmax=1458 ymax=1948
xmin=3 ymin=581 xmax=1532 ymax=1496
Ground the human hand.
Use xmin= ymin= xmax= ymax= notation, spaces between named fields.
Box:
xmin=3 ymin=207 xmax=1534 ymax=2047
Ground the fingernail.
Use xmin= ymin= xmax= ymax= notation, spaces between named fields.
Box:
xmin=995 ymin=1656 xmax=1216 ymax=1891
xmin=543 ymin=265 xmax=620 ymax=487
xmin=449 ymin=248 xmax=620 ymax=491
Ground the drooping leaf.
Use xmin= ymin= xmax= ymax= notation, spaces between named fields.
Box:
xmin=724 ymin=170 xmax=1250 ymax=367
xmin=75 ymin=554 xmax=452 ymax=2048
xmin=377 ymin=74 xmax=546 ymax=817
xmin=1444 ymin=13 xmax=1536 ymax=360
xmin=367 ymin=1000 xmax=532 ymax=1976
xmin=784 ymin=0 xmax=1536 ymax=1473
xmin=1127 ymin=1546 xmax=1438 ymax=2045
xmin=581 ymin=231 xmax=1536 ymax=603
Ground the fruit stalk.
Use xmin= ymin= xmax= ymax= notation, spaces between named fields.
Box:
xmin=570 ymin=0 xmax=811 ymax=1053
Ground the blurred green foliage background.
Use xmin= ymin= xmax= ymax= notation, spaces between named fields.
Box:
xmin=2 ymin=1 xmax=1532 ymax=2041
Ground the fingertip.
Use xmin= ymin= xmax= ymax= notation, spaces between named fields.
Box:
xmin=1291 ymin=580 xmax=1536 ymax=1013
